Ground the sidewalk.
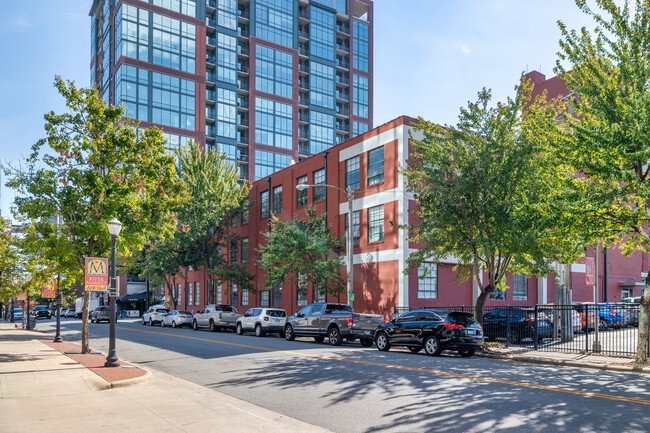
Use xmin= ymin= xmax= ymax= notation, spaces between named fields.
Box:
xmin=0 ymin=322 xmax=332 ymax=433
xmin=478 ymin=345 xmax=650 ymax=374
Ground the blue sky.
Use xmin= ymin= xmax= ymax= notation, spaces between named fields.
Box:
xmin=0 ymin=0 xmax=594 ymax=220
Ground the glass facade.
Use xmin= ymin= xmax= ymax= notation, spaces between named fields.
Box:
xmin=310 ymin=62 xmax=335 ymax=109
xmin=255 ymin=150 xmax=292 ymax=181
xmin=217 ymin=32 xmax=237 ymax=83
xmin=255 ymin=0 xmax=294 ymax=48
xmin=311 ymin=7 xmax=335 ymax=61
xmin=353 ymin=121 xmax=368 ymax=137
xmin=142 ymin=0 xmax=197 ymax=17
xmin=353 ymin=21 xmax=369 ymax=72
xmin=353 ymin=74 xmax=369 ymax=118
xmin=309 ymin=111 xmax=335 ymax=155
xmin=255 ymin=97 xmax=293 ymax=149
xmin=217 ymin=0 xmax=237 ymax=30
xmin=256 ymin=45 xmax=293 ymax=99
xmin=217 ymin=88 xmax=236 ymax=138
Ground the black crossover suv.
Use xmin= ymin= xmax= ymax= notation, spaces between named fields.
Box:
xmin=374 ymin=310 xmax=484 ymax=357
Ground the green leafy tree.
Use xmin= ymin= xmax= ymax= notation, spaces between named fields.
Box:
xmin=554 ymin=0 xmax=650 ymax=364
xmin=7 ymin=77 xmax=180 ymax=352
xmin=141 ymin=238 xmax=184 ymax=308
xmin=402 ymin=80 xmax=582 ymax=323
xmin=260 ymin=207 xmax=346 ymax=300
xmin=0 ymin=218 xmax=21 ymax=305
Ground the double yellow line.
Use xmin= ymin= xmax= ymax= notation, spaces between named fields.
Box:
xmin=117 ymin=326 xmax=650 ymax=406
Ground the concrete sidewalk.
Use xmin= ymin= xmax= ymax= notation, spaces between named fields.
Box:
xmin=0 ymin=322 xmax=332 ymax=433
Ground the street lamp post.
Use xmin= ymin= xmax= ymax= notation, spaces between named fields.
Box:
xmin=105 ymin=217 xmax=122 ymax=367
xmin=296 ymin=183 xmax=355 ymax=304
xmin=54 ymin=214 xmax=62 ymax=343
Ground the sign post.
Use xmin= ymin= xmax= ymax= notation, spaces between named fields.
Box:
xmin=85 ymin=257 xmax=109 ymax=292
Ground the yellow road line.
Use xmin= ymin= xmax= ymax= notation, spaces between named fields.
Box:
xmin=116 ymin=325 xmax=650 ymax=406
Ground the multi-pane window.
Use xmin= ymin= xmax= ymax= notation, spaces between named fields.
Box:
xmin=242 ymin=289 xmax=249 ymax=306
xmin=255 ymin=0 xmax=294 ymax=48
xmin=309 ymin=111 xmax=335 ymax=155
xmin=255 ymin=97 xmax=293 ymax=150
xmin=345 ymin=210 xmax=360 ymax=245
xmin=273 ymin=282 xmax=282 ymax=306
xmin=152 ymin=13 xmax=196 ymax=73
xmin=242 ymin=203 xmax=250 ymax=224
xmin=230 ymin=239 xmax=239 ymax=263
xmin=353 ymin=121 xmax=368 ymax=137
xmin=176 ymin=283 xmax=182 ymax=306
xmin=345 ymin=156 xmax=360 ymax=191
xmin=115 ymin=64 xmax=149 ymax=122
xmin=367 ymin=147 xmax=384 ymax=186
xmin=260 ymin=290 xmax=270 ymax=307
xmin=313 ymin=168 xmax=326 ymax=202
xmin=310 ymin=62 xmax=335 ymax=109
xmin=216 ymin=284 xmax=222 ymax=304
xmin=368 ymin=205 xmax=384 ymax=242
xmin=353 ymin=74 xmax=369 ymax=118
xmin=273 ymin=185 xmax=283 ymax=214
xmin=194 ymin=281 xmax=200 ymax=306
xmin=217 ymin=88 xmax=236 ymax=138
xmin=417 ymin=263 xmax=438 ymax=299
xmin=297 ymin=175 xmax=308 ymax=207
xmin=255 ymin=150 xmax=292 ymax=181
xmin=188 ymin=281 xmax=193 ymax=305
xmin=311 ymin=7 xmax=335 ymax=60
xmin=217 ymin=0 xmax=237 ymax=30
xmin=241 ymin=238 xmax=249 ymax=263
xmin=256 ymin=45 xmax=293 ymax=99
xmin=490 ymin=290 xmax=506 ymax=301
xmin=513 ymin=274 xmax=528 ymax=301
xmin=147 ymin=0 xmax=197 ymax=17
xmin=116 ymin=4 xmax=149 ymax=64
xmin=353 ymin=21 xmax=369 ymax=72
xmin=260 ymin=190 xmax=270 ymax=218
xmin=217 ymin=33 xmax=237 ymax=84
xmin=152 ymin=71 xmax=196 ymax=130
xmin=297 ymin=274 xmax=308 ymax=306
xmin=231 ymin=282 xmax=238 ymax=306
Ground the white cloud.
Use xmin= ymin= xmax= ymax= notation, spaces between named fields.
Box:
xmin=460 ymin=44 xmax=471 ymax=55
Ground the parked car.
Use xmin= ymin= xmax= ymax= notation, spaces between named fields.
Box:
xmin=192 ymin=304 xmax=243 ymax=331
xmin=539 ymin=305 xmax=582 ymax=334
xmin=90 ymin=306 xmax=117 ymax=323
xmin=161 ymin=310 xmax=193 ymax=328
xmin=482 ymin=308 xmax=553 ymax=343
xmin=33 ymin=305 xmax=52 ymax=319
xmin=142 ymin=306 xmax=170 ymax=326
xmin=374 ymin=310 xmax=484 ymax=357
xmin=59 ymin=308 xmax=69 ymax=318
xmin=236 ymin=308 xmax=287 ymax=337
xmin=579 ymin=303 xmax=626 ymax=330
xmin=284 ymin=303 xmax=384 ymax=346
xmin=12 ymin=308 xmax=23 ymax=321
xmin=64 ymin=308 xmax=77 ymax=318
xmin=621 ymin=297 xmax=641 ymax=326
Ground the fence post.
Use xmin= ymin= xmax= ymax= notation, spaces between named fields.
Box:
xmin=506 ymin=306 xmax=511 ymax=348
xmin=586 ymin=305 xmax=590 ymax=353
xmin=534 ymin=305 xmax=538 ymax=350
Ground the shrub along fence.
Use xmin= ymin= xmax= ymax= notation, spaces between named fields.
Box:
xmin=392 ymin=304 xmax=646 ymax=357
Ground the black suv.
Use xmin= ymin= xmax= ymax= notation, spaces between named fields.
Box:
xmin=374 ymin=310 xmax=483 ymax=357
xmin=33 ymin=305 xmax=51 ymax=319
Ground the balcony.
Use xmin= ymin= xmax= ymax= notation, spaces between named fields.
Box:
xmin=336 ymin=44 xmax=350 ymax=53
xmin=207 ymin=18 xmax=216 ymax=28
xmin=238 ymin=153 xmax=249 ymax=163
xmin=336 ymin=123 xmax=350 ymax=132
xmin=238 ymin=119 xmax=249 ymax=127
xmin=336 ymin=91 xmax=349 ymax=101
xmin=206 ymin=72 xmax=216 ymax=83
xmin=336 ymin=59 xmax=350 ymax=69
xmin=206 ymin=90 xmax=216 ymax=101
xmin=207 ymin=36 xmax=216 ymax=46
xmin=299 ymin=64 xmax=309 ymax=74
xmin=336 ymin=76 xmax=349 ymax=85
xmin=298 ymin=79 xmax=308 ymax=89
xmin=237 ymin=100 xmax=249 ymax=109
xmin=298 ymin=113 xmax=309 ymax=123
xmin=238 ymin=27 xmax=250 ymax=38
xmin=237 ymin=134 xmax=249 ymax=145
xmin=299 ymin=31 xmax=309 ymax=40
xmin=299 ymin=10 xmax=310 ymax=21
xmin=298 ymin=96 xmax=309 ymax=106
xmin=335 ymin=105 xmax=349 ymax=116
xmin=299 ymin=144 xmax=310 ymax=156
xmin=237 ymin=45 xmax=250 ymax=56
xmin=237 ymin=82 xmax=249 ymax=91
xmin=206 ymin=108 xmax=216 ymax=119
xmin=206 ymin=126 xmax=215 ymax=136
xmin=206 ymin=54 xmax=216 ymax=65
xmin=238 ymin=63 xmax=249 ymax=74
xmin=207 ymin=0 xmax=216 ymax=10
xmin=237 ymin=9 xmax=250 ymax=19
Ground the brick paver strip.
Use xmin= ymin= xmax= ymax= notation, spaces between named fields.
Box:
xmin=41 ymin=340 xmax=147 ymax=383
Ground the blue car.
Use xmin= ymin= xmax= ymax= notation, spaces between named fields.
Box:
xmin=483 ymin=308 xmax=553 ymax=344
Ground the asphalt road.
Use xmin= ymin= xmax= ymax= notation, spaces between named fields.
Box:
xmin=34 ymin=317 xmax=650 ymax=433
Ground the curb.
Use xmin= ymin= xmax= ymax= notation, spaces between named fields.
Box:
xmin=477 ymin=351 xmax=650 ymax=374
xmin=109 ymin=367 xmax=154 ymax=388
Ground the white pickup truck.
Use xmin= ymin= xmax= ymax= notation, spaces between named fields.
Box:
xmin=192 ymin=304 xmax=243 ymax=332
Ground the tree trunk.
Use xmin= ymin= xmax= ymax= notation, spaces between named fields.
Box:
xmin=81 ymin=291 xmax=90 ymax=354
xmin=635 ymin=277 xmax=650 ymax=365
xmin=474 ymin=286 xmax=491 ymax=325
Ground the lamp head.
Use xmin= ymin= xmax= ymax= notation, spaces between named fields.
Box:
xmin=107 ymin=217 xmax=122 ymax=237
xmin=296 ymin=184 xmax=309 ymax=191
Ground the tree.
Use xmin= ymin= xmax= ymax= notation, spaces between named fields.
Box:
xmin=554 ymin=0 xmax=650 ymax=364
xmin=7 ymin=77 xmax=180 ymax=352
xmin=401 ymin=80 xmax=582 ymax=323
xmin=0 ymin=218 xmax=21 ymax=306
xmin=260 ymin=207 xmax=346 ymax=299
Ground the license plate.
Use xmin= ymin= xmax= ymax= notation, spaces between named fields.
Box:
xmin=466 ymin=329 xmax=477 ymax=336
xmin=363 ymin=330 xmax=372 ymax=335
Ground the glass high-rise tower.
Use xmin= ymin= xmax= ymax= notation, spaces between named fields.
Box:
xmin=89 ymin=0 xmax=373 ymax=181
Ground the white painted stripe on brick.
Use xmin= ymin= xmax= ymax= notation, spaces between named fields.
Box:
xmin=572 ymin=263 xmax=586 ymax=273
xmin=353 ymin=248 xmax=401 ymax=265
xmin=339 ymin=125 xmax=406 ymax=161
xmin=339 ymin=188 xmax=401 ymax=214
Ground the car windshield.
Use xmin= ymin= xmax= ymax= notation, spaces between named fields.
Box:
xmin=266 ymin=310 xmax=286 ymax=317
xmin=448 ymin=312 xmax=479 ymax=326
xmin=155 ymin=309 xmax=170 ymax=313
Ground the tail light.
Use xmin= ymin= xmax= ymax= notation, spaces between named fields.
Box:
xmin=477 ymin=325 xmax=483 ymax=331
xmin=263 ymin=316 xmax=269 ymax=321
xmin=526 ymin=318 xmax=534 ymax=322
xmin=347 ymin=318 xmax=353 ymax=327
xmin=443 ymin=323 xmax=464 ymax=330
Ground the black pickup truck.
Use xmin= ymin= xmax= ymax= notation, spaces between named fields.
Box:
xmin=284 ymin=303 xmax=384 ymax=347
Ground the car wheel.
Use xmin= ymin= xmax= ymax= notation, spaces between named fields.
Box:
xmin=328 ymin=326 xmax=343 ymax=346
xmin=148 ymin=318 xmax=153 ymax=326
xmin=375 ymin=331 xmax=390 ymax=351
xmin=236 ymin=323 xmax=243 ymax=335
xmin=284 ymin=324 xmax=295 ymax=341
xmin=360 ymin=338 xmax=373 ymax=348
xmin=192 ymin=320 xmax=199 ymax=331
xmin=142 ymin=317 xmax=147 ymax=325
xmin=599 ymin=318 xmax=609 ymax=331
xmin=209 ymin=320 xmax=217 ymax=332
xmin=255 ymin=324 xmax=265 ymax=337
xmin=424 ymin=335 xmax=442 ymax=356
xmin=458 ymin=349 xmax=475 ymax=357
xmin=172 ymin=321 xmax=177 ymax=328
xmin=314 ymin=336 xmax=325 ymax=343
xmin=408 ymin=346 xmax=422 ymax=353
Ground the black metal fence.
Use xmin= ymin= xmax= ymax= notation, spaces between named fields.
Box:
xmin=392 ymin=304 xmax=647 ymax=357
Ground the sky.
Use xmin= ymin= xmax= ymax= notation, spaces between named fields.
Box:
xmin=0 ymin=0 xmax=596 ymax=221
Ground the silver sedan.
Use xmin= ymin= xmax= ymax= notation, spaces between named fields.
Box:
xmin=161 ymin=310 xmax=193 ymax=328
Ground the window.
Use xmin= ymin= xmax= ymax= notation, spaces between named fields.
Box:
xmin=353 ymin=21 xmax=369 ymax=72
xmin=417 ymin=263 xmax=438 ymax=299
xmin=367 ymin=147 xmax=384 ymax=186
xmin=297 ymin=175 xmax=308 ymax=207
xmin=242 ymin=290 xmax=249 ymax=306
xmin=230 ymin=239 xmax=239 ymax=263
xmin=194 ymin=281 xmax=200 ymax=306
xmin=313 ymin=168 xmax=326 ymax=202
xmin=310 ymin=7 xmax=335 ymax=60
xmin=273 ymin=185 xmax=282 ymax=214
xmin=344 ymin=210 xmax=360 ymax=245
xmin=255 ymin=97 xmax=292 ymax=150
xmin=260 ymin=190 xmax=270 ymax=218
xmin=255 ymin=45 xmax=293 ymax=99
xmin=255 ymin=0 xmax=294 ymax=48
xmin=353 ymin=74 xmax=369 ymax=118
xmin=231 ymin=281 xmax=238 ymax=306
xmin=241 ymin=238 xmax=249 ymax=263
xmin=490 ymin=290 xmax=506 ymax=301
xmin=345 ymin=156 xmax=360 ymax=191
xmin=188 ymin=281 xmax=193 ymax=305
xmin=242 ymin=204 xmax=250 ymax=224
xmin=368 ymin=205 xmax=384 ymax=243
xmin=176 ymin=283 xmax=182 ymax=306
xmin=216 ymin=284 xmax=222 ymax=304
xmin=353 ymin=121 xmax=368 ymax=137
xmin=260 ymin=290 xmax=270 ymax=307
xmin=397 ymin=312 xmax=416 ymax=323
xmin=297 ymin=274 xmax=308 ymax=306
xmin=255 ymin=149 xmax=292 ymax=181
xmin=310 ymin=62 xmax=335 ymax=109
xmin=513 ymin=274 xmax=528 ymax=301
xmin=309 ymin=110 xmax=335 ymax=155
